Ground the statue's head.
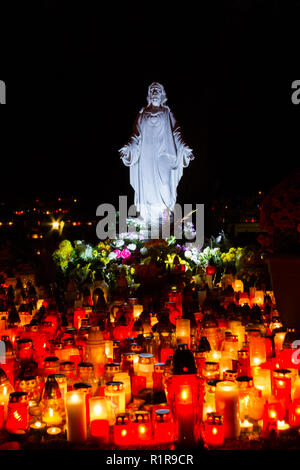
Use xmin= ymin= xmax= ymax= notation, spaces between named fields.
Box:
xmin=147 ymin=82 xmax=167 ymax=107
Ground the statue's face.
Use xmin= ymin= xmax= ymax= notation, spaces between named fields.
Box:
xmin=149 ymin=83 xmax=162 ymax=106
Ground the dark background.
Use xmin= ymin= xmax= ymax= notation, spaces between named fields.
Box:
xmin=1 ymin=1 xmax=299 ymax=216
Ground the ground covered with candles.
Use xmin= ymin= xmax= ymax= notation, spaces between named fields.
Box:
xmin=0 ymin=235 xmax=300 ymax=451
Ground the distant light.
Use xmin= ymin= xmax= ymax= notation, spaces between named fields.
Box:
xmin=52 ymin=221 xmax=60 ymax=230
xmin=74 ymin=199 xmax=77 ymax=203
xmin=8 ymin=222 xmax=13 ymax=226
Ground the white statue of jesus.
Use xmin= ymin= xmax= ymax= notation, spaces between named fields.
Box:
xmin=119 ymin=82 xmax=194 ymax=226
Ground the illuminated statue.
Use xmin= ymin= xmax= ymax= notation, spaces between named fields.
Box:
xmin=119 ymin=82 xmax=194 ymax=226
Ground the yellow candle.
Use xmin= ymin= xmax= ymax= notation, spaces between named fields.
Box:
xmin=66 ymin=391 xmax=87 ymax=443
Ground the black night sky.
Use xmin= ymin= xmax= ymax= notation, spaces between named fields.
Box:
xmin=2 ymin=1 xmax=299 ymax=213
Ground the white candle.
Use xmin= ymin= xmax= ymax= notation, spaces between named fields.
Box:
xmin=66 ymin=391 xmax=87 ymax=443
xmin=215 ymin=381 xmax=240 ymax=439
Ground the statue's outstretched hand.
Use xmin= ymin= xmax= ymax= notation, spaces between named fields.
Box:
xmin=119 ymin=146 xmax=129 ymax=160
xmin=184 ymin=147 xmax=194 ymax=160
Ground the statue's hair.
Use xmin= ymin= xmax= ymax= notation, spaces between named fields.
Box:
xmin=147 ymin=82 xmax=167 ymax=106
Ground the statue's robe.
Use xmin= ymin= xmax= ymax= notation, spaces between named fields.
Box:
xmin=121 ymin=105 xmax=192 ymax=222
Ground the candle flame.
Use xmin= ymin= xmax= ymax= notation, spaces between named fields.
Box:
xmin=94 ymin=405 xmax=102 ymax=416
xmin=139 ymin=425 xmax=146 ymax=434
xmin=181 ymin=390 xmax=188 ymax=400
xmin=121 ymin=429 xmax=127 ymax=436
xmin=212 ymin=427 xmax=218 ymax=435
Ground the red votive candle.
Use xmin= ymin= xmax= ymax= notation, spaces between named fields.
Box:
xmin=131 ymin=375 xmax=146 ymax=397
xmin=90 ymin=419 xmax=109 ymax=443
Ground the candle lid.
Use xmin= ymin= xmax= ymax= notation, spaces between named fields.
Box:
xmin=273 ymin=369 xmax=291 ymax=377
xmin=73 ymin=382 xmax=92 ymax=391
xmin=154 ymin=408 xmax=170 ymax=422
xmin=44 ymin=356 xmax=59 ymax=364
xmin=105 ymin=381 xmax=124 ymax=392
xmin=115 ymin=413 xmax=130 ymax=425
xmin=207 ymin=412 xmax=223 ymax=425
xmin=131 ymin=410 xmax=150 ymax=423
xmin=236 ymin=376 xmax=253 ymax=388
xmin=9 ymin=391 xmax=28 ymax=403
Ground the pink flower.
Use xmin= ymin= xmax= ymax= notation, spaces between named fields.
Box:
xmin=120 ymin=247 xmax=131 ymax=260
xmin=113 ymin=249 xmax=122 ymax=258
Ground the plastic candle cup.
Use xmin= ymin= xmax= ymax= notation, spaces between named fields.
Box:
xmin=66 ymin=391 xmax=87 ymax=443
xmin=6 ymin=392 xmax=29 ymax=435
xmin=153 ymin=409 xmax=175 ymax=444
xmin=203 ymin=412 xmax=224 ymax=448
xmin=113 ymin=413 xmax=132 ymax=446
xmin=215 ymin=381 xmax=240 ymax=439
xmin=131 ymin=410 xmax=152 ymax=442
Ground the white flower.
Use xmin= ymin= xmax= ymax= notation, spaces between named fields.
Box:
xmin=191 ymin=255 xmax=200 ymax=265
xmin=184 ymin=250 xmax=192 ymax=259
xmin=108 ymin=252 xmax=117 ymax=260
xmin=80 ymin=245 xmax=93 ymax=261
xmin=140 ymin=247 xmax=148 ymax=255
xmin=127 ymin=243 xmax=137 ymax=251
xmin=114 ymin=239 xmax=125 ymax=248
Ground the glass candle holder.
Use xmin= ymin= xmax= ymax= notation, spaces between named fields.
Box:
xmin=249 ymin=334 xmax=266 ymax=366
xmin=6 ymin=391 xmax=29 ymax=434
xmin=153 ymin=363 xmax=165 ymax=393
xmin=215 ymin=381 xmax=240 ymax=439
xmin=113 ymin=372 xmax=131 ymax=405
xmin=15 ymin=375 xmax=40 ymax=408
xmin=66 ymin=390 xmax=87 ymax=443
xmin=289 ymin=398 xmax=300 ymax=427
xmin=153 ymin=408 xmax=175 ymax=444
xmin=43 ymin=356 xmax=60 ymax=377
xmin=16 ymin=339 xmax=34 ymax=362
xmin=73 ymin=382 xmax=92 ymax=425
xmin=237 ymin=350 xmax=251 ymax=377
xmin=77 ymin=362 xmax=99 ymax=395
xmin=203 ymin=362 xmax=220 ymax=382
xmin=272 ymin=368 xmax=292 ymax=410
xmin=105 ymin=381 xmax=125 ymax=414
xmin=41 ymin=375 xmax=64 ymax=426
xmin=176 ymin=318 xmax=190 ymax=347
xmin=89 ymin=396 xmax=109 ymax=440
xmin=203 ymin=412 xmax=224 ymax=447
xmin=113 ymin=412 xmax=132 ymax=446
xmin=0 ymin=369 xmax=14 ymax=420
xmin=137 ymin=353 xmax=155 ymax=388
xmin=223 ymin=370 xmax=238 ymax=382
xmin=131 ymin=375 xmax=147 ymax=397
xmin=236 ymin=376 xmax=256 ymax=421
xmin=104 ymin=362 xmax=120 ymax=384
xmin=131 ymin=410 xmax=152 ymax=443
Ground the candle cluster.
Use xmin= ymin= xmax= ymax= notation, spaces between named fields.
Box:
xmin=0 ymin=277 xmax=299 ymax=449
